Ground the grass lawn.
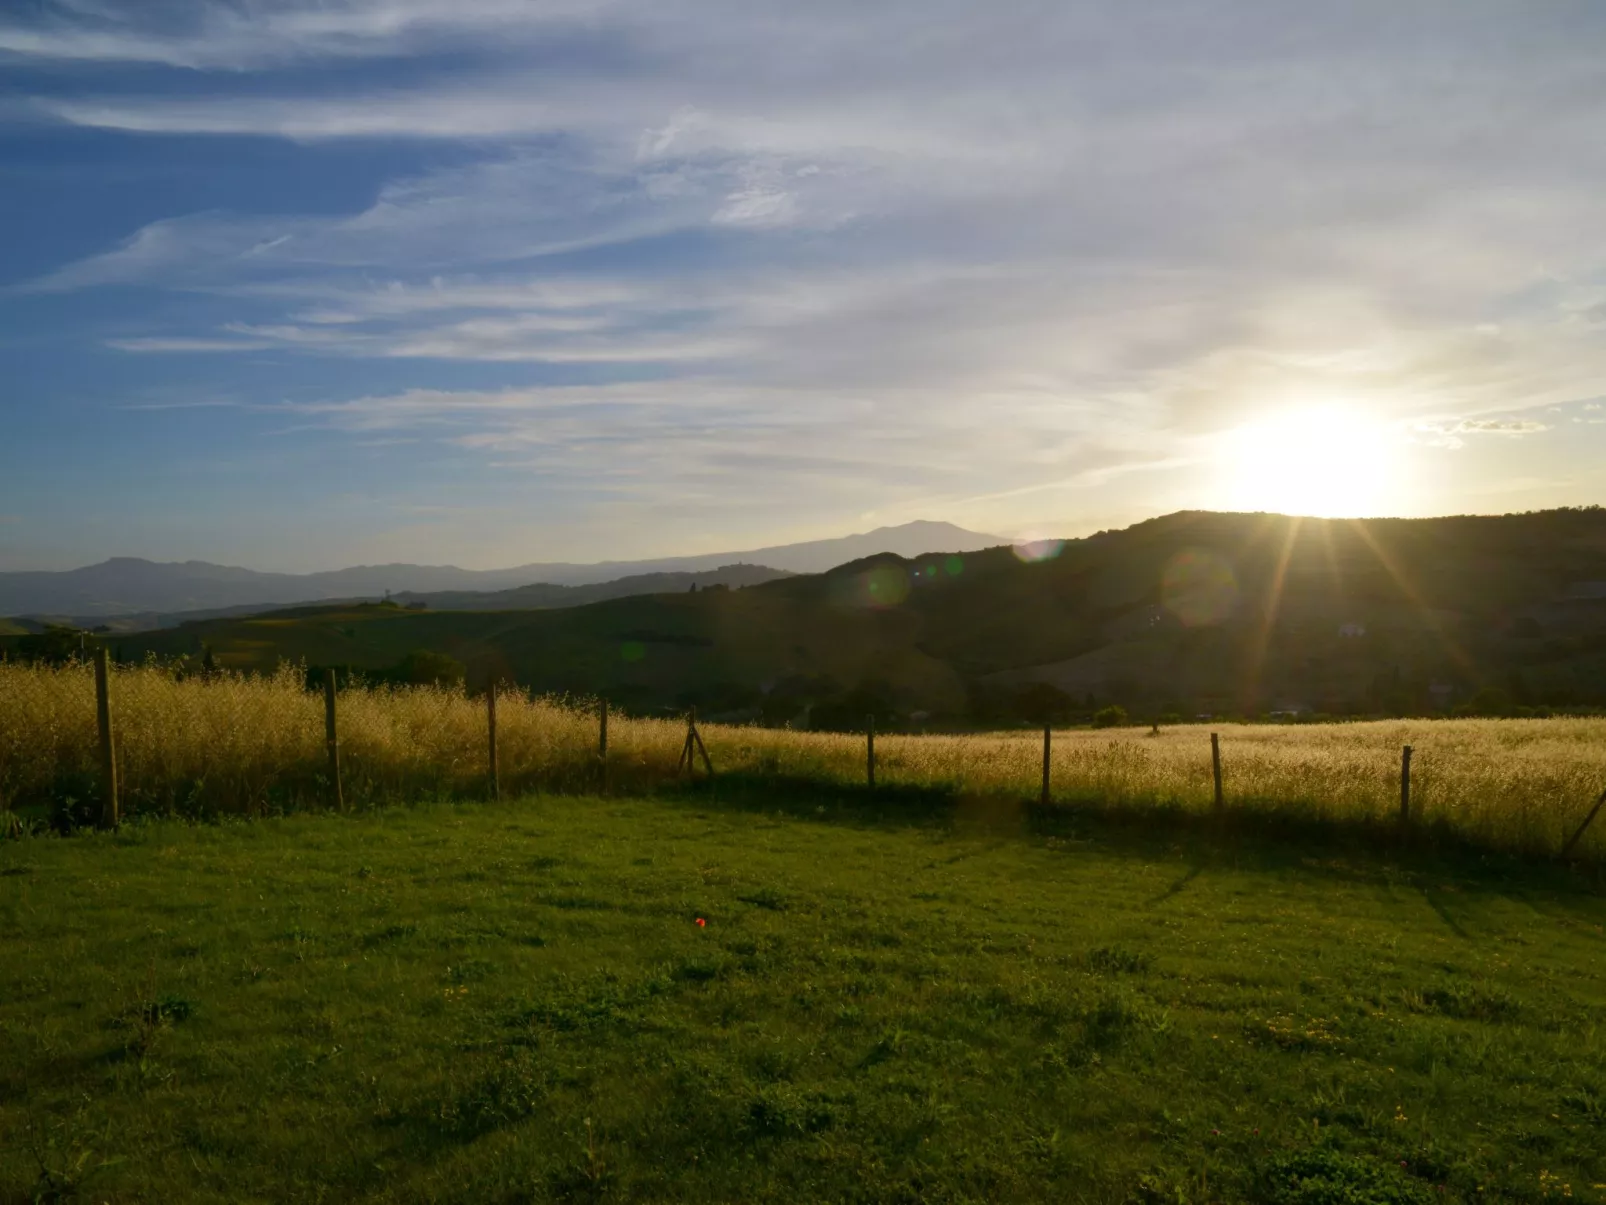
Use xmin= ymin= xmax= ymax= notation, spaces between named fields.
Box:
xmin=2 ymin=794 xmax=1604 ymax=1203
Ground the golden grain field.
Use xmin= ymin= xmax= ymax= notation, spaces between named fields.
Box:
xmin=2 ymin=660 xmax=1603 ymax=859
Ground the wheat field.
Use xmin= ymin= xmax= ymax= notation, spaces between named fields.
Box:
xmin=2 ymin=659 xmax=1603 ymax=858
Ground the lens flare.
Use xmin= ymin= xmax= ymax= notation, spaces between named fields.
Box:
xmin=831 ymin=563 xmax=911 ymax=609
xmin=1161 ymin=548 xmax=1239 ymax=626
xmin=1012 ymin=539 xmax=1064 ymax=563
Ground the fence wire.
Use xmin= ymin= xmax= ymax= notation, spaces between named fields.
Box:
xmin=2 ymin=658 xmax=1604 ymax=859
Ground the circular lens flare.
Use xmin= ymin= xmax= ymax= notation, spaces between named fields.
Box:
xmin=1161 ymin=548 xmax=1239 ymax=626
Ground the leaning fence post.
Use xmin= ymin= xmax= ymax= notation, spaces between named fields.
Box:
xmin=693 ymin=708 xmax=713 ymax=778
xmin=598 ymin=697 xmax=609 ymax=794
xmin=679 ymin=707 xmax=713 ymax=779
xmin=867 ymin=715 xmax=876 ymax=792
xmin=1560 ymin=788 xmax=1606 ymax=860
xmin=1399 ymin=745 xmax=1413 ymax=825
xmin=93 ymin=647 xmax=119 ymax=828
xmin=487 ymin=684 xmax=500 ymax=801
xmin=1210 ymin=732 xmax=1223 ymax=812
xmin=1041 ymin=724 xmax=1052 ymax=806
xmin=324 ymin=669 xmax=343 ymax=811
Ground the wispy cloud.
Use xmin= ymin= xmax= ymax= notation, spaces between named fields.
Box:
xmin=1415 ymin=416 xmax=1553 ymax=450
xmin=1440 ymin=418 xmax=1550 ymax=435
xmin=107 ymin=336 xmax=277 ymax=353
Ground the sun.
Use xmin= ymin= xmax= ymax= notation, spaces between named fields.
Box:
xmin=1215 ymin=405 xmax=1400 ymax=517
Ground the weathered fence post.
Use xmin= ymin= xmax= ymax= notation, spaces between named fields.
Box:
xmin=487 ymin=684 xmax=500 ymax=801
xmin=93 ymin=647 xmax=118 ymax=828
xmin=695 ymin=709 xmax=713 ymax=778
xmin=1560 ymin=787 xmax=1606 ymax=860
xmin=867 ymin=715 xmax=876 ymax=792
xmin=1041 ymin=724 xmax=1052 ymax=806
xmin=678 ymin=707 xmax=714 ymax=779
xmin=598 ymin=697 xmax=609 ymax=794
xmin=1399 ymin=745 xmax=1413 ymax=825
xmin=1210 ymin=732 xmax=1223 ymax=812
xmin=324 ymin=669 xmax=343 ymax=811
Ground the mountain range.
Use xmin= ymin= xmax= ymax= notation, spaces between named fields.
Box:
xmin=0 ymin=521 xmax=997 ymax=620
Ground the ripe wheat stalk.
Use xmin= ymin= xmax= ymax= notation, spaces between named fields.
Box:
xmin=2 ymin=660 xmax=1602 ymax=858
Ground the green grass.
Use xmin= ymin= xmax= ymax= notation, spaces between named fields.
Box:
xmin=3 ymin=795 xmax=1604 ymax=1203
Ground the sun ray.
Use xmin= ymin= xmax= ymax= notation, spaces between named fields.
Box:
xmin=1238 ymin=515 xmax=1302 ymax=712
xmin=1346 ymin=517 xmax=1479 ymax=683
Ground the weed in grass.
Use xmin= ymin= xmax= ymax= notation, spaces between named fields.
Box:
xmin=1088 ymin=943 xmax=1155 ymax=974
xmin=1418 ymin=983 xmax=1521 ymax=1023
xmin=1258 ymin=1147 xmax=1437 ymax=1205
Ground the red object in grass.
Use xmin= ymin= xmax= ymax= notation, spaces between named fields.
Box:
xmin=695 ymin=917 xmax=706 ymax=927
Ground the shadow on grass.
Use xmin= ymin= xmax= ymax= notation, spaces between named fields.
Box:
xmin=653 ymin=771 xmax=1606 ymax=900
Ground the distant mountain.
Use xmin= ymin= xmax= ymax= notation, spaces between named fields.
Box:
xmin=44 ymin=563 xmax=797 ymax=632
xmin=0 ymin=521 xmax=998 ymax=618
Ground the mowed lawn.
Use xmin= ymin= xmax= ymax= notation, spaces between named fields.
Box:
xmin=2 ymin=797 xmax=1604 ymax=1204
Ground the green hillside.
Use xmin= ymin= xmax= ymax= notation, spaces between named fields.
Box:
xmin=31 ymin=508 xmax=1606 ymax=721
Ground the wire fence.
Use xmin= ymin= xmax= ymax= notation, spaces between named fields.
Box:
xmin=2 ymin=656 xmax=1605 ymax=861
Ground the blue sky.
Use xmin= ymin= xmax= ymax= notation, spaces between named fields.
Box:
xmin=3 ymin=2 xmax=1606 ymax=571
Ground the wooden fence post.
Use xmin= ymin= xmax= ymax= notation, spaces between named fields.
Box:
xmin=1560 ymin=787 xmax=1606 ymax=861
xmin=867 ymin=715 xmax=876 ymax=792
xmin=93 ymin=647 xmax=118 ymax=828
xmin=1399 ymin=745 xmax=1413 ymax=825
xmin=598 ymin=698 xmax=609 ymax=794
xmin=1041 ymin=724 xmax=1051 ymax=806
xmin=1210 ymin=732 xmax=1223 ymax=812
xmin=324 ymin=669 xmax=343 ymax=811
xmin=678 ymin=707 xmax=714 ymax=779
xmin=693 ymin=708 xmax=713 ymax=778
xmin=487 ymin=684 xmax=500 ymax=801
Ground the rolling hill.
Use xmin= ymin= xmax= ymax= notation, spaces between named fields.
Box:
xmin=14 ymin=563 xmax=794 ymax=634
xmin=0 ymin=521 xmax=995 ymax=618
xmin=19 ymin=509 xmax=1606 ymax=722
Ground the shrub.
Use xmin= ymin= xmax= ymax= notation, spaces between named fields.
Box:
xmin=1091 ymin=704 xmax=1128 ymax=729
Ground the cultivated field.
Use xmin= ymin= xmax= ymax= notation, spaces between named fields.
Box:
xmin=2 ymin=660 xmax=1606 ymax=860
xmin=2 ymin=795 xmax=1604 ymax=1202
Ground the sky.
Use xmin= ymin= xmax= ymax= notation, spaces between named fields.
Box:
xmin=3 ymin=2 xmax=1606 ymax=572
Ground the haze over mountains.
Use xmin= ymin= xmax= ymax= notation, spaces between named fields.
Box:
xmin=0 ymin=521 xmax=997 ymax=620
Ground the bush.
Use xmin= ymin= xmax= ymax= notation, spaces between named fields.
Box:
xmin=1091 ymin=704 xmax=1128 ymax=729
